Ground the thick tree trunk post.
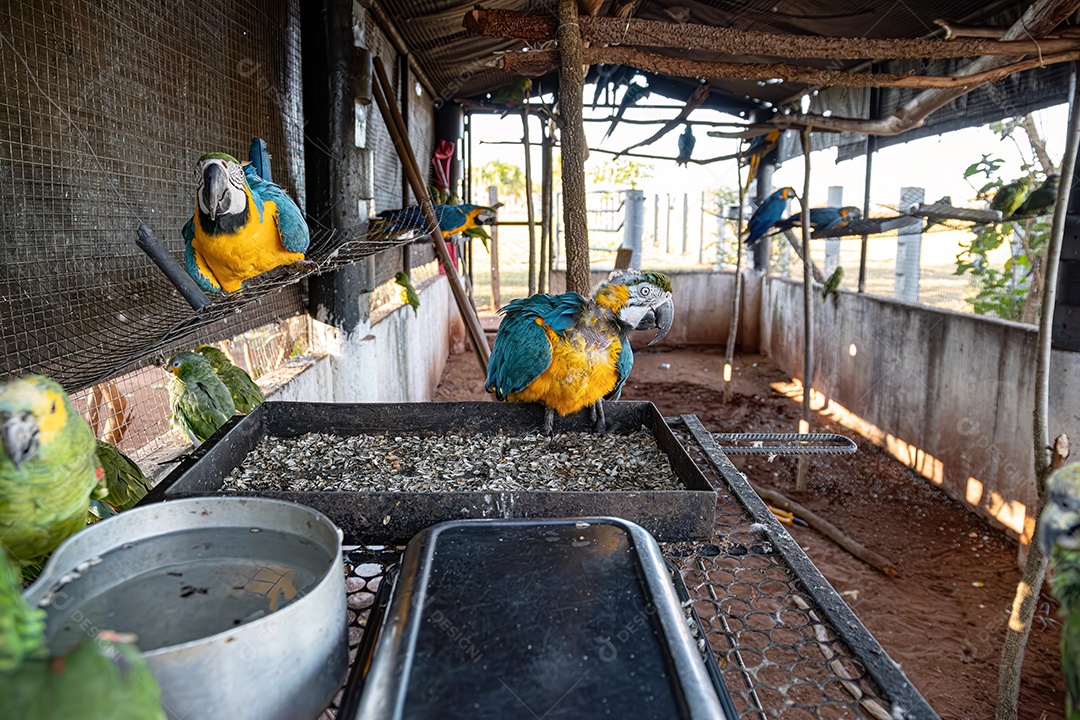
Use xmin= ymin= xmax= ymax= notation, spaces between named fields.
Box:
xmin=796 ymin=127 xmax=815 ymax=492
xmin=995 ymin=62 xmax=1080 ymax=720
xmin=724 ymin=154 xmax=745 ymax=404
xmin=523 ymin=104 xmax=537 ymax=296
xmin=558 ymin=0 xmax=590 ymax=294
xmin=488 ymin=185 xmax=501 ymax=311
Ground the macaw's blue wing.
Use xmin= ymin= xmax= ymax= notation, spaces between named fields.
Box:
xmin=182 ymin=219 xmax=220 ymax=292
xmin=244 ymin=165 xmax=310 ymax=254
xmin=485 ymin=293 xmax=586 ymax=400
xmin=438 ymin=206 xmax=472 ymax=235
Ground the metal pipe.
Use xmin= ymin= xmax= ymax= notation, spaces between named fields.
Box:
xmin=135 ymin=224 xmax=211 ymax=311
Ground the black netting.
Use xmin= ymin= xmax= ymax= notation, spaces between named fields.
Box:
xmin=0 ymin=0 xmax=441 ymax=394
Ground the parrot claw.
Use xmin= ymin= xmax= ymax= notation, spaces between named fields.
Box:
xmin=592 ymin=399 xmax=607 ymax=434
xmin=544 ymin=406 xmax=555 ymax=438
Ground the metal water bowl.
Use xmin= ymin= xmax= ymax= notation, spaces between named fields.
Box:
xmin=24 ymin=497 xmax=348 ymax=720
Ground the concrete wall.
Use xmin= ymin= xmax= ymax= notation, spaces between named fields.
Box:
xmin=271 ymin=276 xmax=453 ymax=403
xmin=762 ymin=277 xmax=1080 ymax=540
xmin=550 ymin=269 xmax=758 ymax=346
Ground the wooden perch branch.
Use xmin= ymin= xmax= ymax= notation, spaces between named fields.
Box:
xmin=465 ymin=7 xmax=1080 ymax=59
xmin=497 ymin=46 xmax=1080 ymax=89
xmin=747 ymin=478 xmax=901 ymax=577
xmin=935 ymin=18 xmax=1080 ymax=40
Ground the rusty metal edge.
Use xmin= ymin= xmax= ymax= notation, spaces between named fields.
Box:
xmin=675 ymin=414 xmax=940 ymax=720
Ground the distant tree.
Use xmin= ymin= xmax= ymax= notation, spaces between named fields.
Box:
xmin=474 ymin=160 xmax=526 ymax=203
xmin=586 ymin=157 xmax=651 ymax=189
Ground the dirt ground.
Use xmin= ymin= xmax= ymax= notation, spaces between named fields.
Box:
xmin=435 ymin=344 xmax=1065 ymax=720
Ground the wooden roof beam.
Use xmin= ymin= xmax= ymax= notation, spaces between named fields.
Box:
xmin=464 ymin=7 xmax=1080 ymax=60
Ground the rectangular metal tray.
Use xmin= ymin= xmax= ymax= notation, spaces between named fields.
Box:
xmin=338 ymin=518 xmax=731 ymax=719
xmin=146 ymin=401 xmax=717 ymax=542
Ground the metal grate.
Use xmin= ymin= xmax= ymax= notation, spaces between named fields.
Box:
xmin=315 ymin=415 xmax=936 ymax=719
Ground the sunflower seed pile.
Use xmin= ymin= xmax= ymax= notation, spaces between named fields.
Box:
xmin=220 ymin=430 xmax=682 ymax=492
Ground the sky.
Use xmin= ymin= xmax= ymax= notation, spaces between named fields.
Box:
xmin=467 ymin=87 xmax=1069 ymax=212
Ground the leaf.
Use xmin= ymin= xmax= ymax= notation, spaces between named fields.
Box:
xmin=963 ymin=162 xmax=983 ymax=179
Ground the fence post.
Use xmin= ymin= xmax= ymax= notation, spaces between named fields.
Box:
xmin=653 ymin=193 xmax=660 ymax=247
xmin=488 ymin=185 xmax=501 ymax=311
xmin=698 ymin=191 xmax=706 ymax=265
xmin=622 ymin=189 xmax=645 ymax=269
xmin=665 ymin=194 xmax=672 ymax=254
xmin=682 ymin=192 xmax=689 ymax=254
xmin=895 ymin=186 xmax=924 ymax=303
xmin=824 ymin=185 xmax=843 ymax=275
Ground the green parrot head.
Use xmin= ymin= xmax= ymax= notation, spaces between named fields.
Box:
xmin=0 ymin=376 xmax=80 ymax=470
xmin=1039 ymin=464 xmax=1080 ymax=555
xmin=194 ymin=153 xmax=249 ymax=223
xmin=602 ymin=270 xmax=674 ymax=346
xmin=1046 ymin=173 xmax=1061 ymax=187
xmin=166 ymin=351 xmax=216 ymax=383
xmin=195 ymin=344 xmax=231 ymax=372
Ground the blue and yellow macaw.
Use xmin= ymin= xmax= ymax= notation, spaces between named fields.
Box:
xmin=182 ymin=152 xmax=310 ymax=293
xmin=745 ymin=187 xmax=795 ymax=246
xmin=775 ymin=206 xmax=861 ymax=233
xmin=743 ymin=128 xmax=780 ymax=188
xmin=485 ymin=270 xmax=674 ymax=434
xmin=369 ymin=204 xmax=498 ymax=240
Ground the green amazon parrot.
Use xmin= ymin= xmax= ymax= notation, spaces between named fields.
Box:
xmin=1015 ymin=173 xmax=1061 ymax=217
xmin=822 ymin=266 xmax=844 ymax=301
xmin=88 ymin=441 xmax=152 ymax=523
xmin=990 ymin=176 xmax=1031 ymax=219
xmin=924 ymin=195 xmax=952 ymax=231
xmin=395 ymin=272 xmax=421 ymax=316
xmin=488 ymin=77 xmax=532 ymax=114
xmin=0 ymin=376 xmax=105 ymax=567
xmin=1038 ymin=463 xmax=1080 ymax=719
xmin=195 ymin=345 xmax=265 ymax=415
xmin=166 ymin=352 xmax=236 ymax=445
xmin=0 ymin=553 xmax=165 ymax=719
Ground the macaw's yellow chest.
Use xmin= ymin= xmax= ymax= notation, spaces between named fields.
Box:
xmin=191 ymin=197 xmax=305 ymax=293
xmin=508 ymin=328 xmax=624 ymax=416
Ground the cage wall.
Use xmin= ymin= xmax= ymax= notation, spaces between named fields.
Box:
xmin=0 ymin=0 xmax=310 ymax=391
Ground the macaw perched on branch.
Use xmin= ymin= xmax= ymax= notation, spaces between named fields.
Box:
xmin=369 ymin=204 xmax=498 ymax=241
xmin=990 ymin=176 xmax=1032 ymax=219
xmin=775 ymin=206 xmax=861 ymax=233
xmin=745 ymin=187 xmax=795 ymax=246
xmin=0 ymin=552 xmax=166 ymax=719
xmin=1039 ymin=463 xmax=1080 ymax=719
xmin=676 ymin=125 xmax=695 ymax=166
xmin=1015 ymin=173 xmax=1061 ymax=217
xmin=182 ymin=152 xmax=310 ymax=293
xmin=485 ymin=270 xmax=674 ymax=435
xmin=603 ymin=78 xmax=650 ymax=141
xmin=0 ymin=376 xmax=105 ymax=567
xmin=743 ymin=128 xmax=780 ymax=188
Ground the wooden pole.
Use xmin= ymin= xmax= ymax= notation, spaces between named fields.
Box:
xmin=523 ymin=102 xmax=537 ymax=296
xmin=488 ymin=185 xmax=501 ymax=311
xmin=465 ymin=8 xmax=1080 ymax=59
xmin=796 ymin=127 xmax=814 ymax=492
xmin=371 ymin=58 xmax=490 ymax=371
xmin=539 ymin=119 xmax=552 ymax=294
xmin=557 ymin=0 xmax=591 ymax=295
xmin=723 ymin=154 xmax=745 ymax=405
xmin=781 ymin=229 xmax=826 ymax=283
xmin=858 ymin=131 xmax=876 ymax=293
xmin=747 ymin=479 xmax=900 ymax=577
xmin=996 ymin=61 xmax=1080 ymax=720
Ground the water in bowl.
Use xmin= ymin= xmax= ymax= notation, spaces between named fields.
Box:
xmin=43 ymin=526 xmax=333 ymax=654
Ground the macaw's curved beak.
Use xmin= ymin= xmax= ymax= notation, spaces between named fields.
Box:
xmin=476 ymin=209 xmax=498 ymax=225
xmin=201 ymin=163 xmax=230 ymax=221
xmin=0 ymin=410 xmax=39 ymax=469
xmin=642 ymin=296 xmax=674 ymax=346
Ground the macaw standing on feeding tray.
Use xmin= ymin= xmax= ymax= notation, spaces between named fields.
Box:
xmin=0 ymin=376 xmax=106 ymax=568
xmin=485 ymin=270 xmax=674 ymax=435
xmin=182 ymin=152 xmax=310 ymax=293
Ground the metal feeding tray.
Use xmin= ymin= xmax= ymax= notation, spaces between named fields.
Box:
xmin=338 ymin=518 xmax=735 ymax=719
xmin=147 ymin=402 xmax=717 ymax=543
